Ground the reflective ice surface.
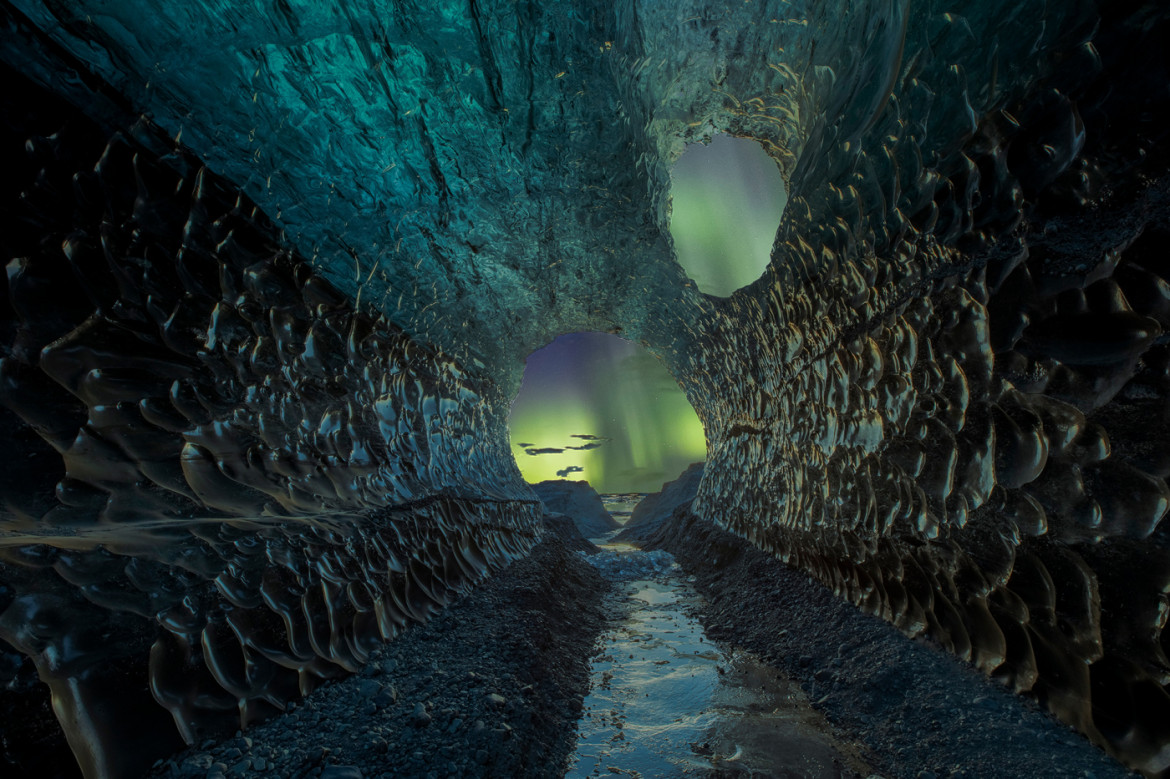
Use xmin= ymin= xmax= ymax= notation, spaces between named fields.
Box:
xmin=571 ymin=547 xmax=868 ymax=777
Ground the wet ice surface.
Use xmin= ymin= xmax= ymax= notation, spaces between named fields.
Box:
xmin=569 ymin=544 xmax=869 ymax=778
xmin=601 ymin=494 xmax=647 ymax=526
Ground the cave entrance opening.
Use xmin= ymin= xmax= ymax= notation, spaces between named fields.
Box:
xmin=669 ymin=134 xmax=788 ymax=297
xmin=506 ymin=332 xmax=706 ymax=496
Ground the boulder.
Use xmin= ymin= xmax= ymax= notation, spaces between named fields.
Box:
xmin=530 ymin=481 xmax=619 ymax=537
xmin=619 ymin=463 xmax=705 ymax=538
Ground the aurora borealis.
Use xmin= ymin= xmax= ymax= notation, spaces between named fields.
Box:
xmin=507 ymin=332 xmax=707 ymax=493
xmin=507 ymin=135 xmax=785 ymax=493
xmin=668 ymin=134 xmax=788 ymax=297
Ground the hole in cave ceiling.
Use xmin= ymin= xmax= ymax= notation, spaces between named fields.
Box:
xmin=507 ymin=332 xmax=707 ymax=494
xmin=669 ymin=134 xmax=788 ymax=297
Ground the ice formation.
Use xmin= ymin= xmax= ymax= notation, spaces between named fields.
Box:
xmin=3 ymin=0 xmax=1170 ymax=776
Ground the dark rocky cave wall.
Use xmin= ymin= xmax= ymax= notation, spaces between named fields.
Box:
xmin=3 ymin=0 xmax=1170 ymax=777
xmin=0 ymin=43 xmax=539 ymax=777
xmin=670 ymin=2 xmax=1170 ymax=773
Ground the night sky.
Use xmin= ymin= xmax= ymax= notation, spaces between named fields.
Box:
xmin=669 ymin=134 xmax=788 ymax=297
xmin=507 ymin=136 xmax=785 ymax=494
xmin=508 ymin=332 xmax=707 ymax=493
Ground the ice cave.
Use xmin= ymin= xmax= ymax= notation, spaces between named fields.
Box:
xmin=2 ymin=0 xmax=1170 ymax=777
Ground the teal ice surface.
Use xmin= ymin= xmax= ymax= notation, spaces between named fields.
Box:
xmin=10 ymin=0 xmax=1084 ymax=388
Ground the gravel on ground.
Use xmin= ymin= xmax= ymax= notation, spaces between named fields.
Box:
xmin=149 ymin=517 xmax=610 ymax=779
xmin=624 ymin=507 xmax=1136 ymax=779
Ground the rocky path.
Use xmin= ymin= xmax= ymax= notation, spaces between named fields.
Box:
xmin=147 ymin=506 xmax=1138 ymax=779
xmin=149 ymin=521 xmax=609 ymax=779
xmin=567 ymin=543 xmax=873 ymax=778
xmin=624 ymin=510 xmax=1137 ymax=779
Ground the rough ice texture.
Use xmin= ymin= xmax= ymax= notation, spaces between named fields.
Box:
xmin=530 ymin=480 xmax=618 ymax=538
xmin=0 ymin=58 xmax=539 ymax=778
xmin=4 ymin=0 xmax=1170 ymax=777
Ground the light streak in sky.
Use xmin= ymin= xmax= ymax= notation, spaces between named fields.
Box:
xmin=669 ymin=134 xmax=788 ymax=297
xmin=508 ymin=332 xmax=707 ymax=493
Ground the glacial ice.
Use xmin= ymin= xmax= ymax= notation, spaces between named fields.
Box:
xmin=3 ymin=0 xmax=1170 ymax=777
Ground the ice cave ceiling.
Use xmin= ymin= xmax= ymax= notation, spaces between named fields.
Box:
xmin=3 ymin=0 xmax=1170 ymax=776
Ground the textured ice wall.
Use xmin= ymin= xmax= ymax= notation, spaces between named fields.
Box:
xmin=6 ymin=0 xmax=691 ymax=393
xmin=653 ymin=3 xmax=1170 ymax=774
xmin=0 ymin=55 xmax=538 ymax=777
xmin=5 ymin=0 xmax=1170 ymax=776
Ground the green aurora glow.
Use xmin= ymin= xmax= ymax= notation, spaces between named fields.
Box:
xmin=508 ymin=137 xmax=781 ymax=493
xmin=507 ymin=333 xmax=707 ymax=493
xmin=669 ymin=134 xmax=788 ymax=297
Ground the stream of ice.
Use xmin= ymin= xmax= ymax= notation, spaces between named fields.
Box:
xmin=566 ymin=541 xmax=870 ymax=778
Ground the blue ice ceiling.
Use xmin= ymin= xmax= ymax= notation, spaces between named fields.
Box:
xmin=5 ymin=0 xmax=1170 ymax=776
xmin=8 ymin=0 xmax=1009 ymax=385
xmin=11 ymin=0 xmax=689 ymax=389
xmin=8 ymin=0 xmax=1086 ymax=385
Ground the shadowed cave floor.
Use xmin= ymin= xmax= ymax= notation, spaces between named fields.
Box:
xmin=143 ymin=514 xmax=1134 ymax=779
xmin=623 ymin=513 xmax=1136 ymax=779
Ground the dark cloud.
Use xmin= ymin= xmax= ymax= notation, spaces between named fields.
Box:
xmin=525 ymin=447 xmax=565 ymax=456
xmin=516 ymin=442 xmax=534 ymax=447
xmin=566 ymin=442 xmax=604 ymax=451
xmin=556 ymin=466 xmax=584 ymax=478
xmin=570 ymin=434 xmax=609 ymax=441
